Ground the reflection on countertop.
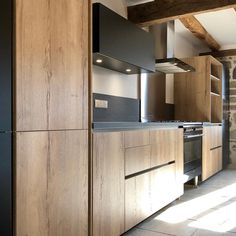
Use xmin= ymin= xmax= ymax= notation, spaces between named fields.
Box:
xmin=93 ymin=121 xmax=222 ymax=132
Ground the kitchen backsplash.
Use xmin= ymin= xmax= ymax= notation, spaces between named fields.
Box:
xmin=93 ymin=93 xmax=140 ymax=122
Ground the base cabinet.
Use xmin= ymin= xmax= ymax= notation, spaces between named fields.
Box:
xmin=202 ymin=126 xmax=223 ymax=181
xmin=93 ymin=128 xmax=184 ymax=235
xmin=92 ymin=132 xmax=125 ymax=236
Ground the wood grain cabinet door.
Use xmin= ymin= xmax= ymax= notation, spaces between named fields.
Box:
xmin=202 ymin=127 xmax=212 ymax=181
xmin=150 ymin=129 xmax=178 ymax=167
xmin=15 ymin=0 xmax=89 ymax=131
xmin=16 ymin=130 xmax=88 ymax=236
xmin=125 ymin=173 xmax=152 ymax=231
xmin=93 ymin=132 xmax=125 ymax=236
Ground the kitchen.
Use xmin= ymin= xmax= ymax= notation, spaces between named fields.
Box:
xmin=0 ymin=0 xmax=236 ymax=236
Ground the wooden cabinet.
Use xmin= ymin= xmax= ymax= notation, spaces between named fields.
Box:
xmin=202 ymin=126 xmax=223 ymax=181
xmin=150 ymin=163 xmax=177 ymax=214
xmin=125 ymin=145 xmax=151 ymax=176
xmin=124 ymin=128 xmax=184 ymax=231
xmin=15 ymin=0 xmax=89 ymax=131
xmin=124 ymin=130 xmax=150 ymax=148
xmin=125 ymin=172 xmax=152 ymax=231
xmin=93 ymin=128 xmax=184 ymax=235
xmin=150 ymin=129 xmax=180 ymax=167
xmin=92 ymin=132 xmax=125 ymax=236
xmin=14 ymin=0 xmax=90 ymax=235
xmin=175 ymin=56 xmax=222 ymax=123
xmin=16 ymin=130 xmax=88 ymax=236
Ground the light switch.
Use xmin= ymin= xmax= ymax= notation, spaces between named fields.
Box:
xmin=95 ymin=99 xmax=108 ymax=109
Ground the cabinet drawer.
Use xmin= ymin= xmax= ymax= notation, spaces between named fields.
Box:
xmin=125 ymin=173 xmax=152 ymax=231
xmin=150 ymin=129 xmax=177 ymax=167
xmin=210 ymin=126 xmax=222 ymax=149
xmin=150 ymin=163 xmax=177 ymax=214
xmin=124 ymin=130 xmax=150 ymax=148
xmin=125 ymin=163 xmax=178 ymax=231
xmin=125 ymin=145 xmax=151 ymax=176
xmin=210 ymin=147 xmax=222 ymax=175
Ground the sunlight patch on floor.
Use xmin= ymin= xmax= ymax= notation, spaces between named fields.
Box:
xmin=154 ymin=183 xmax=236 ymax=225
xmin=189 ymin=201 xmax=236 ymax=233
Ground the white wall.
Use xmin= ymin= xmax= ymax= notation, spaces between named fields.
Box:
xmin=92 ymin=0 xmax=139 ymax=99
xmin=175 ymin=20 xmax=209 ymax=58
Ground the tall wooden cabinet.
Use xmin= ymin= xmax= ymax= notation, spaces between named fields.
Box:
xmin=14 ymin=0 xmax=90 ymax=235
xmin=175 ymin=56 xmax=223 ymax=123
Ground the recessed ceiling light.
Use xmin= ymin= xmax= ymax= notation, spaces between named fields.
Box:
xmin=126 ymin=69 xmax=131 ymax=72
xmin=96 ymin=59 xmax=103 ymax=63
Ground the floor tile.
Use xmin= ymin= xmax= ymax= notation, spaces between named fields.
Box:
xmin=192 ymin=229 xmax=236 ymax=236
xmin=124 ymin=228 xmax=172 ymax=236
xmin=138 ymin=219 xmax=197 ymax=236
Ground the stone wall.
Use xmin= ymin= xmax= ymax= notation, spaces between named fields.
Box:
xmin=220 ymin=56 xmax=236 ymax=167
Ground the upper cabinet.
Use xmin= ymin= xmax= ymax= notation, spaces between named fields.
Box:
xmin=15 ymin=0 xmax=89 ymax=131
xmin=175 ymin=56 xmax=223 ymax=123
xmin=93 ymin=3 xmax=155 ymax=74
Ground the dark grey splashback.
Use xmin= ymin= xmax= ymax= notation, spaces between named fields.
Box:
xmin=93 ymin=93 xmax=140 ymax=122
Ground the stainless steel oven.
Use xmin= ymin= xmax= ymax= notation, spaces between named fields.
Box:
xmin=183 ymin=123 xmax=203 ymax=186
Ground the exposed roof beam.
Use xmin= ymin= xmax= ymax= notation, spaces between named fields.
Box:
xmin=200 ymin=49 xmax=236 ymax=57
xmin=128 ymin=0 xmax=236 ymax=26
xmin=180 ymin=16 xmax=220 ymax=51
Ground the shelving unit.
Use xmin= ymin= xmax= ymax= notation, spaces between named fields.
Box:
xmin=175 ymin=55 xmax=223 ymax=123
xmin=210 ymin=57 xmax=223 ymax=123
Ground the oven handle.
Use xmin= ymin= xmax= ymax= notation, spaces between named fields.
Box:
xmin=184 ymin=134 xmax=204 ymax=139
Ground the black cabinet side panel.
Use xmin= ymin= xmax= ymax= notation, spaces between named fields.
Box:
xmin=0 ymin=133 xmax=12 ymax=236
xmin=0 ymin=0 xmax=12 ymax=131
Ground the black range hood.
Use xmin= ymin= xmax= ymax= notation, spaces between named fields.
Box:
xmin=93 ymin=3 xmax=155 ymax=74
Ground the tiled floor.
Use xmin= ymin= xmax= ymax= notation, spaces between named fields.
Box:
xmin=124 ymin=169 xmax=236 ymax=236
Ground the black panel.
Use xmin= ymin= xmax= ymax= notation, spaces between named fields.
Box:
xmin=93 ymin=3 xmax=155 ymax=74
xmin=0 ymin=133 xmax=12 ymax=236
xmin=0 ymin=0 xmax=13 ymax=131
xmin=93 ymin=93 xmax=140 ymax=122
xmin=221 ymin=63 xmax=230 ymax=168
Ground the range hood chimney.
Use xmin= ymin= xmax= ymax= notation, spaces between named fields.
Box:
xmin=150 ymin=21 xmax=195 ymax=74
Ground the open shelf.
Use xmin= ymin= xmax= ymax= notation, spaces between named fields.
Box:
xmin=211 ymin=92 xmax=220 ymax=97
xmin=210 ymin=57 xmax=222 ymax=123
xmin=210 ymin=74 xmax=220 ymax=81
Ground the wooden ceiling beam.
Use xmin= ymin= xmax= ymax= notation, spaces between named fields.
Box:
xmin=200 ymin=49 xmax=236 ymax=57
xmin=180 ymin=16 xmax=220 ymax=51
xmin=128 ymin=0 xmax=236 ymax=26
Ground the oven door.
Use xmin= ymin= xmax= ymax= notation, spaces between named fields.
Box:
xmin=184 ymin=134 xmax=202 ymax=173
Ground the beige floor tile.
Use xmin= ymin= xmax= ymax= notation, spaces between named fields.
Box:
xmin=124 ymin=228 xmax=172 ymax=236
xmin=138 ymin=219 xmax=197 ymax=236
xmin=193 ymin=229 xmax=236 ymax=236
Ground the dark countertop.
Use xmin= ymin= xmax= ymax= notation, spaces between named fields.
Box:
xmin=93 ymin=121 xmax=222 ymax=131
xmin=93 ymin=122 xmax=184 ymax=131
xmin=203 ymin=122 xmax=222 ymax=126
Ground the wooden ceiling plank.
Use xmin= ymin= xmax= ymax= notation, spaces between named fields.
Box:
xmin=180 ymin=16 xmax=220 ymax=51
xmin=128 ymin=0 xmax=236 ymax=26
